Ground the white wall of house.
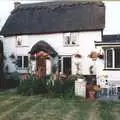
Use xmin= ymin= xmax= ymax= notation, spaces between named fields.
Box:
xmin=105 ymin=71 xmax=120 ymax=81
xmin=3 ymin=31 xmax=102 ymax=74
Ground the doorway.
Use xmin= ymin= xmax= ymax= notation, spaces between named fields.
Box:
xmin=36 ymin=57 xmax=46 ymax=78
xmin=63 ymin=57 xmax=71 ymax=75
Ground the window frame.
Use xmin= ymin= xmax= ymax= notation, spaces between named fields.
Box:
xmin=104 ymin=47 xmax=120 ymax=70
xmin=16 ymin=36 xmax=22 ymax=47
xmin=59 ymin=56 xmax=72 ymax=74
xmin=63 ymin=32 xmax=79 ymax=47
xmin=16 ymin=55 xmax=29 ymax=70
xmin=16 ymin=36 xmax=29 ymax=47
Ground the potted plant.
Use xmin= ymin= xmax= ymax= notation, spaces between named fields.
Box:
xmin=9 ymin=53 xmax=15 ymax=59
xmin=88 ymin=51 xmax=98 ymax=61
xmin=97 ymin=53 xmax=104 ymax=59
xmin=93 ymin=85 xmax=102 ymax=92
xmin=76 ymin=73 xmax=85 ymax=82
xmin=88 ymin=51 xmax=104 ymax=60
xmin=74 ymin=54 xmax=82 ymax=58
xmin=86 ymin=84 xmax=97 ymax=100
xmin=88 ymin=88 xmax=96 ymax=100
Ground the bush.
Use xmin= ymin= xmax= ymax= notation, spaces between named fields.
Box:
xmin=17 ymin=74 xmax=76 ymax=97
xmin=53 ymin=75 xmax=76 ymax=97
xmin=10 ymin=71 xmax=20 ymax=86
xmin=2 ymin=71 xmax=20 ymax=89
xmin=17 ymin=75 xmax=48 ymax=96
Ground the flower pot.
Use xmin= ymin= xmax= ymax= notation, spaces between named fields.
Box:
xmin=93 ymin=85 xmax=102 ymax=92
xmin=88 ymin=91 xmax=96 ymax=100
xmin=77 ymin=78 xmax=84 ymax=82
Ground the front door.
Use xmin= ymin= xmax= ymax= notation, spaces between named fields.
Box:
xmin=63 ymin=57 xmax=71 ymax=75
xmin=36 ymin=57 xmax=46 ymax=79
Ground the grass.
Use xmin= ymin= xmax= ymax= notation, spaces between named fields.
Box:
xmin=0 ymin=91 xmax=119 ymax=120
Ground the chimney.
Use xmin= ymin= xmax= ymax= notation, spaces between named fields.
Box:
xmin=14 ymin=2 xmax=21 ymax=9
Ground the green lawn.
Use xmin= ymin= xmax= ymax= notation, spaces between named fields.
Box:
xmin=0 ymin=91 xmax=119 ymax=120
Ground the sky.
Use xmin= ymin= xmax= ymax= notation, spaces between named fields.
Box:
xmin=0 ymin=0 xmax=120 ymax=35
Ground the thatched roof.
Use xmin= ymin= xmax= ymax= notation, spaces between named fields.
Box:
xmin=0 ymin=1 xmax=105 ymax=37
xmin=29 ymin=41 xmax=58 ymax=57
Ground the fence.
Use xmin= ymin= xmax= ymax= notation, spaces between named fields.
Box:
xmin=96 ymin=81 xmax=120 ymax=99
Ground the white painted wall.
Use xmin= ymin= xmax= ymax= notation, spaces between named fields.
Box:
xmin=3 ymin=31 xmax=102 ymax=74
xmin=46 ymin=59 xmax=51 ymax=75
xmin=105 ymin=71 xmax=120 ymax=81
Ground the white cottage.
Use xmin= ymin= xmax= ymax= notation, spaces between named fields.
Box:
xmin=0 ymin=1 xmax=105 ymax=80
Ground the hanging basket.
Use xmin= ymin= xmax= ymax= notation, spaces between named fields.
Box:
xmin=88 ymin=51 xmax=104 ymax=60
xmin=97 ymin=53 xmax=104 ymax=59
xmin=9 ymin=54 xmax=15 ymax=59
xmin=74 ymin=54 xmax=82 ymax=58
xmin=88 ymin=51 xmax=97 ymax=58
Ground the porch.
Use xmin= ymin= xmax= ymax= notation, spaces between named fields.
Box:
xmin=29 ymin=41 xmax=78 ymax=78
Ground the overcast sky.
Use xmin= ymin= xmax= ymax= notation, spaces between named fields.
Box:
xmin=0 ymin=0 xmax=120 ymax=35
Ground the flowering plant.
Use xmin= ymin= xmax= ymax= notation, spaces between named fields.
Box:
xmin=88 ymin=51 xmax=104 ymax=60
xmin=39 ymin=55 xmax=50 ymax=59
xmin=97 ymin=53 xmax=104 ymax=59
xmin=31 ymin=51 xmax=50 ymax=60
xmin=74 ymin=54 xmax=82 ymax=58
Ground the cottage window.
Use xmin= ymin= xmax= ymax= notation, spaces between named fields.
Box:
xmin=58 ymin=57 xmax=61 ymax=72
xmin=17 ymin=56 xmax=28 ymax=69
xmin=115 ymin=48 xmax=120 ymax=68
xmin=105 ymin=47 xmax=120 ymax=69
xmin=24 ymin=56 xmax=29 ymax=68
xmin=16 ymin=36 xmax=22 ymax=46
xmin=17 ymin=56 xmax=22 ymax=68
xmin=16 ymin=36 xmax=29 ymax=47
xmin=64 ymin=32 xmax=78 ymax=46
xmin=63 ymin=57 xmax=71 ymax=75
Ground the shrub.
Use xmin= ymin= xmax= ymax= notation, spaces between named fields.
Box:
xmin=53 ymin=75 xmax=76 ymax=97
xmin=10 ymin=71 xmax=20 ymax=87
xmin=17 ymin=75 xmax=48 ymax=96
xmin=3 ymin=71 xmax=20 ymax=89
xmin=17 ymin=74 xmax=76 ymax=97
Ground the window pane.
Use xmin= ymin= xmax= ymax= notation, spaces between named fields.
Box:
xmin=63 ymin=57 xmax=71 ymax=75
xmin=17 ymin=56 xmax=22 ymax=68
xmin=58 ymin=57 xmax=61 ymax=72
xmin=64 ymin=36 xmax=70 ymax=45
xmin=115 ymin=48 xmax=120 ymax=68
xmin=106 ymin=49 xmax=113 ymax=68
xmin=24 ymin=56 xmax=28 ymax=68
xmin=71 ymin=33 xmax=77 ymax=45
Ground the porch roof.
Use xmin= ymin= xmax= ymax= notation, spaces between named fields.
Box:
xmin=95 ymin=34 xmax=120 ymax=46
xmin=103 ymin=34 xmax=120 ymax=43
xmin=29 ymin=41 xmax=58 ymax=57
